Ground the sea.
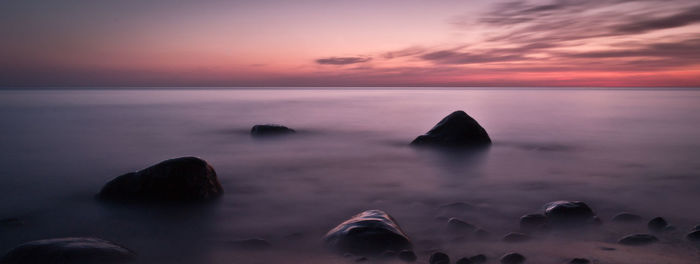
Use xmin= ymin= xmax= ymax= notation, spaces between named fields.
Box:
xmin=1 ymin=88 xmax=699 ymax=263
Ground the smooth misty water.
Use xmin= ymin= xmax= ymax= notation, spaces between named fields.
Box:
xmin=0 ymin=89 xmax=699 ymax=263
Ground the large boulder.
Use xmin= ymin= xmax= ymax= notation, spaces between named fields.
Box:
xmin=411 ymin=111 xmax=491 ymax=148
xmin=250 ymin=124 xmax=295 ymax=137
xmin=324 ymin=210 xmax=412 ymax=255
xmin=0 ymin=237 xmax=135 ymax=264
xmin=99 ymin=157 xmax=223 ymax=202
xmin=544 ymin=201 xmax=597 ymax=227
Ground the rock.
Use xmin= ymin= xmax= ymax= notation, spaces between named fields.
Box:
xmin=469 ymin=254 xmax=487 ymax=263
xmin=544 ymin=201 xmax=597 ymax=227
xmin=429 ymin=252 xmax=450 ymax=264
xmin=519 ymin=214 xmax=548 ymax=232
xmin=474 ymin=228 xmax=490 ymax=238
xmin=694 ymin=225 xmax=700 ymax=231
xmin=398 ymin=250 xmax=417 ymax=262
xmin=500 ymin=252 xmax=525 ymax=264
xmin=599 ymin=247 xmax=616 ymax=251
xmin=569 ymin=258 xmax=590 ymax=264
xmin=382 ymin=250 xmax=396 ymax=258
xmin=324 ymin=210 xmax=412 ymax=255
xmin=411 ymin=111 xmax=491 ymax=148
xmin=99 ymin=157 xmax=223 ymax=202
xmin=0 ymin=237 xmax=135 ymax=264
xmin=618 ymin=234 xmax=659 ymax=245
xmin=229 ymin=238 xmax=271 ymax=250
xmin=356 ymin=257 xmax=368 ymax=262
xmin=502 ymin=232 xmax=530 ymax=243
xmin=250 ymin=124 xmax=295 ymax=136
xmin=447 ymin=218 xmax=476 ymax=233
xmin=647 ymin=217 xmax=668 ymax=232
xmin=611 ymin=212 xmax=642 ymax=223
xmin=686 ymin=230 xmax=700 ymax=242
xmin=439 ymin=202 xmax=475 ymax=211
xmin=663 ymin=225 xmax=676 ymax=232
xmin=456 ymin=257 xmax=473 ymax=264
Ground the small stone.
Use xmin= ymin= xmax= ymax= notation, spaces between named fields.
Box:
xmin=618 ymin=234 xmax=659 ymax=245
xmin=356 ymin=257 xmax=368 ymax=262
xmin=648 ymin=217 xmax=668 ymax=232
xmin=599 ymin=247 xmax=616 ymax=251
xmin=447 ymin=218 xmax=476 ymax=233
xmin=519 ymin=214 xmax=548 ymax=232
xmin=398 ymin=250 xmax=417 ymax=262
xmin=456 ymin=257 xmax=473 ymax=264
xmin=439 ymin=202 xmax=475 ymax=211
xmin=569 ymin=258 xmax=590 ymax=264
xmin=0 ymin=237 xmax=135 ymax=264
xmin=229 ymin=238 xmax=271 ymax=250
xmin=469 ymin=254 xmax=487 ymax=263
xmin=500 ymin=252 xmax=525 ymax=264
xmin=324 ymin=210 xmax=412 ymax=255
xmin=502 ymin=232 xmax=531 ymax=243
xmin=544 ymin=201 xmax=597 ymax=227
xmin=611 ymin=212 xmax=642 ymax=223
xmin=250 ymin=124 xmax=296 ymax=136
xmin=430 ymin=252 xmax=450 ymax=264
xmin=687 ymin=230 xmax=700 ymax=242
xmin=694 ymin=225 xmax=700 ymax=231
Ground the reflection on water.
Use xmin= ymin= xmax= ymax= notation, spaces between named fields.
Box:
xmin=1 ymin=89 xmax=700 ymax=263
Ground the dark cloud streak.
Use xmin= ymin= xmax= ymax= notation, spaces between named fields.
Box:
xmin=315 ymin=56 xmax=371 ymax=65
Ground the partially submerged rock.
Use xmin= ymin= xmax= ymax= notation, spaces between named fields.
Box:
xmin=99 ymin=157 xmax=223 ymax=202
xmin=411 ymin=111 xmax=491 ymax=148
xmin=686 ymin=230 xmax=700 ymax=242
xmin=456 ymin=257 xmax=473 ymax=264
xmin=0 ymin=237 xmax=135 ymax=264
xmin=250 ymin=124 xmax=295 ymax=136
xmin=468 ymin=254 xmax=487 ymax=263
xmin=324 ymin=210 xmax=412 ymax=255
xmin=500 ymin=252 xmax=525 ymax=264
xmin=647 ymin=217 xmax=668 ymax=232
xmin=429 ymin=252 xmax=450 ymax=264
xmin=611 ymin=212 xmax=642 ymax=223
xmin=502 ymin=232 xmax=531 ymax=243
xmin=618 ymin=234 xmax=658 ymax=245
xmin=519 ymin=214 xmax=548 ymax=232
xmin=543 ymin=201 xmax=597 ymax=227
xmin=447 ymin=217 xmax=476 ymax=233
xmin=397 ymin=250 xmax=417 ymax=262
xmin=569 ymin=258 xmax=590 ymax=264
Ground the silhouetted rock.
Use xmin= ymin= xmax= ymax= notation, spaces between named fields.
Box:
xmin=502 ymin=232 xmax=531 ymax=243
xmin=694 ymin=225 xmax=700 ymax=231
xmin=0 ymin=237 xmax=135 ymax=264
xmin=569 ymin=258 xmax=590 ymax=264
xmin=411 ymin=111 xmax=491 ymax=148
xmin=618 ymin=234 xmax=658 ymax=245
xmin=250 ymin=124 xmax=295 ymax=136
xmin=356 ymin=257 xmax=368 ymax=262
xmin=469 ymin=254 xmax=487 ymax=263
xmin=544 ymin=201 xmax=597 ymax=227
xmin=519 ymin=214 xmax=548 ymax=232
xmin=429 ymin=252 xmax=450 ymax=264
xmin=324 ymin=210 xmax=412 ymax=255
xmin=500 ymin=252 xmax=525 ymax=264
xmin=456 ymin=257 xmax=473 ymax=264
xmin=99 ymin=157 xmax=223 ymax=202
xmin=686 ymin=230 xmax=700 ymax=242
xmin=229 ymin=238 xmax=271 ymax=250
xmin=447 ymin=217 xmax=476 ymax=233
xmin=474 ymin=228 xmax=490 ymax=239
xmin=647 ymin=217 xmax=668 ymax=232
xmin=398 ymin=250 xmax=417 ymax=262
xmin=611 ymin=212 xmax=642 ymax=223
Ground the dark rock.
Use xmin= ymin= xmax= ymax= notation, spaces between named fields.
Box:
xmin=544 ymin=201 xmax=597 ymax=227
xmin=647 ymin=217 xmax=668 ymax=232
xmin=439 ymin=202 xmax=475 ymax=211
xmin=356 ymin=257 xmax=368 ymax=262
xmin=687 ymin=230 xmax=700 ymax=242
xmin=502 ymin=232 xmax=531 ymax=243
xmin=469 ymin=254 xmax=487 ymax=263
xmin=599 ymin=247 xmax=616 ymax=251
xmin=663 ymin=225 xmax=676 ymax=232
xmin=0 ymin=237 xmax=135 ymax=264
xmin=447 ymin=218 xmax=476 ymax=233
xmin=250 ymin=124 xmax=295 ymax=136
xmin=411 ymin=111 xmax=491 ymax=148
xmin=474 ymin=228 xmax=490 ymax=238
xmin=569 ymin=258 xmax=590 ymax=264
xmin=430 ymin=252 xmax=450 ymax=264
xmin=99 ymin=157 xmax=223 ymax=202
xmin=694 ymin=225 xmax=700 ymax=231
xmin=519 ymin=214 xmax=548 ymax=232
xmin=618 ymin=234 xmax=659 ymax=245
xmin=229 ymin=238 xmax=271 ymax=250
xmin=456 ymin=257 xmax=473 ymax=264
xmin=611 ymin=212 xmax=642 ymax=223
xmin=398 ymin=250 xmax=417 ymax=262
xmin=324 ymin=210 xmax=412 ymax=255
xmin=500 ymin=252 xmax=525 ymax=264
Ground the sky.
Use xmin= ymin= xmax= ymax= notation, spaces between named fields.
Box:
xmin=1 ymin=0 xmax=699 ymax=87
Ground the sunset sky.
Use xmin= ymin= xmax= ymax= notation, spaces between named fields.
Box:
xmin=1 ymin=0 xmax=699 ymax=87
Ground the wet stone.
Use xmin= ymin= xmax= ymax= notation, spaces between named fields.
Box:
xmin=569 ymin=258 xmax=590 ymax=264
xmin=500 ymin=252 xmax=526 ymax=264
xmin=647 ymin=217 xmax=668 ymax=232
xmin=469 ymin=254 xmax=487 ymax=263
xmin=618 ymin=234 xmax=659 ymax=245
xmin=430 ymin=252 xmax=450 ymax=264
xmin=611 ymin=212 xmax=642 ymax=223
xmin=503 ymin=232 xmax=531 ymax=243
xmin=686 ymin=230 xmax=700 ymax=242
xmin=456 ymin=257 xmax=473 ymax=264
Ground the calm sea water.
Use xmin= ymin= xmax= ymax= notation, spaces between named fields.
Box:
xmin=1 ymin=89 xmax=699 ymax=263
